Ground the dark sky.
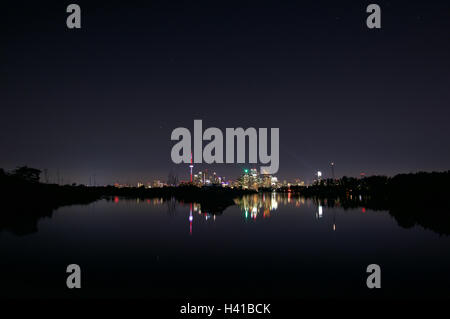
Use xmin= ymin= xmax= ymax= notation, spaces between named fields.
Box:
xmin=1 ymin=0 xmax=449 ymax=185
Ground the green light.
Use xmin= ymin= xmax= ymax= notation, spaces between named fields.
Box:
xmin=244 ymin=169 xmax=248 ymax=173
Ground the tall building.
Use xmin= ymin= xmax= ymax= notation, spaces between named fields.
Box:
xmin=189 ymin=153 xmax=194 ymax=182
xmin=239 ymin=168 xmax=260 ymax=190
xmin=193 ymin=173 xmax=201 ymax=186
xmin=317 ymin=171 xmax=322 ymax=183
xmin=330 ymin=162 xmax=335 ymax=180
xmin=262 ymin=174 xmax=272 ymax=188
xmin=153 ymin=180 xmax=162 ymax=188
xmin=271 ymin=176 xmax=279 ymax=188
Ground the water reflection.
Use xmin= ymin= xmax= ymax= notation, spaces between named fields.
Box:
xmin=1 ymin=192 xmax=450 ymax=299
xmin=234 ymin=192 xmax=280 ymax=220
xmin=189 ymin=203 xmax=193 ymax=235
xmin=317 ymin=205 xmax=323 ymax=219
xmin=234 ymin=194 xmax=341 ymax=232
xmin=1 ymin=192 xmax=450 ymax=236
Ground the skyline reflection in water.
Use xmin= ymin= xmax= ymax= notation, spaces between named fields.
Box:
xmin=0 ymin=193 xmax=449 ymax=299
xmin=106 ymin=192 xmax=444 ymax=237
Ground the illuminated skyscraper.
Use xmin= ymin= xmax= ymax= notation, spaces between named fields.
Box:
xmin=330 ymin=162 xmax=335 ymax=180
xmin=189 ymin=153 xmax=194 ymax=182
xmin=262 ymin=174 xmax=272 ymax=188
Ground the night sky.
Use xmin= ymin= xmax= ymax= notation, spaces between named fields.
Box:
xmin=1 ymin=0 xmax=449 ymax=185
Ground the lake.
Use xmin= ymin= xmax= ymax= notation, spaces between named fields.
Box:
xmin=1 ymin=193 xmax=449 ymax=299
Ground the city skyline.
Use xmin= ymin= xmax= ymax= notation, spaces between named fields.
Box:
xmin=16 ymin=161 xmax=368 ymax=187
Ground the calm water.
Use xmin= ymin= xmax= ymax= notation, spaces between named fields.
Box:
xmin=1 ymin=193 xmax=449 ymax=299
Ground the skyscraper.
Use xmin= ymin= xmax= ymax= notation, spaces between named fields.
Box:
xmin=189 ymin=153 xmax=194 ymax=182
xmin=330 ymin=162 xmax=335 ymax=180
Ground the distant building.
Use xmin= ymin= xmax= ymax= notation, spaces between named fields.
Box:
xmin=262 ymin=174 xmax=272 ymax=188
xmin=238 ymin=168 xmax=261 ymax=190
xmin=152 ymin=180 xmax=163 ymax=188
xmin=271 ymin=176 xmax=279 ymax=188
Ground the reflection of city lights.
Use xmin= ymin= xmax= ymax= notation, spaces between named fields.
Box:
xmin=318 ymin=205 xmax=323 ymax=218
xmin=114 ymin=196 xmax=119 ymax=203
xmin=237 ymin=193 xmax=281 ymax=220
xmin=189 ymin=203 xmax=193 ymax=235
xmin=333 ymin=224 xmax=336 ymax=231
xmin=271 ymin=199 xmax=278 ymax=210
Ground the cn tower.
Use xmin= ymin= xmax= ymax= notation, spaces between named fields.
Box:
xmin=189 ymin=152 xmax=194 ymax=182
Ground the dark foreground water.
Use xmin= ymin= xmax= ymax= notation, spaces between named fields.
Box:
xmin=1 ymin=193 xmax=449 ymax=299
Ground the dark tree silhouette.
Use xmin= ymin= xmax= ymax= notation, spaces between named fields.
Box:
xmin=11 ymin=166 xmax=41 ymax=183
